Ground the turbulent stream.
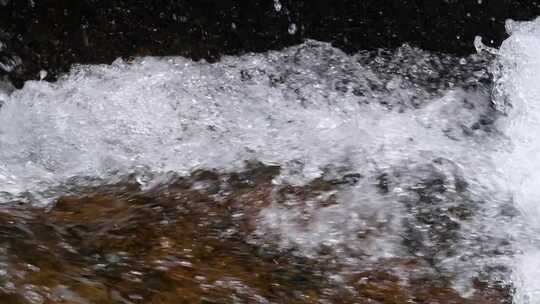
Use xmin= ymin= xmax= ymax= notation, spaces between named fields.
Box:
xmin=0 ymin=16 xmax=539 ymax=304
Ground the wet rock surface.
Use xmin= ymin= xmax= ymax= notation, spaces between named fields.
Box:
xmin=0 ymin=0 xmax=539 ymax=86
xmin=0 ymin=166 xmax=512 ymax=303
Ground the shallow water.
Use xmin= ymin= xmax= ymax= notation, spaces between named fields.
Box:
xmin=0 ymin=17 xmax=539 ymax=303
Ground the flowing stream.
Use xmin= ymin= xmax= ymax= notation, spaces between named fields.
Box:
xmin=0 ymin=17 xmax=539 ymax=304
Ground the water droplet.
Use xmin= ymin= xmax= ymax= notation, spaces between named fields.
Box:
xmin=288 ymin=23 xmax=297 ymax=35
xmin=39 ymin=70 xmax=47 ymax=81
xmin=273 ymin=0 xmax=282 ymax=12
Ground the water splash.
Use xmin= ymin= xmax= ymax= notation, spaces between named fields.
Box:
xmin=492 ymin=16 xmax=540 ymax=304
xmin=0 ymin=39 xmax=517 ymax=297
xmin=0 ymin=41 xmax=492 ymax=202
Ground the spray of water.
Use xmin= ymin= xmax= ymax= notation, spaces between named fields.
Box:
xmin=0 ymin=29 xmax=537 ymax=299
xmin=490 ymin=17 xmax=540 ymax=303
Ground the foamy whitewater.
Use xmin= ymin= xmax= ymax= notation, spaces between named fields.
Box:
xmin=491 ymin=18 xmax=540 ymax=303
xmin=0 ymin=18 xmax=540 ymax=302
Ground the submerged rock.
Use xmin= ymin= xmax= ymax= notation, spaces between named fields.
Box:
xmin=0 ymin=166 xmax=512 ymax=303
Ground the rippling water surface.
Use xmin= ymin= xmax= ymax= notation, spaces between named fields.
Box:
xmin=0 ymin=17 xmax=540 ymax=304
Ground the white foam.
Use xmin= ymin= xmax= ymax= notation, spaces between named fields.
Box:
xmin=0 ymin=41 xmax=492 ymax=203
xmin=493 ymin=17 xmax=540 ymax=303
xmin=0 ymin=40 xmax=509 ymax=293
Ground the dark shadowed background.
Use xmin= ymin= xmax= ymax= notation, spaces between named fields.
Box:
xmin=1 ymin=0 xmax=539 ymax=87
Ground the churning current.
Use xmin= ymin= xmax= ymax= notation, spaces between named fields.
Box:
xmin=1 ymin=17 xmax=540 ymax=304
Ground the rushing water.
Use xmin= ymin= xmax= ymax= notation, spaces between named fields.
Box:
xmin=491 ymin=18 xmax=540 ymax=303
xmin=0 ymin=17 xmax=539 ymax=303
